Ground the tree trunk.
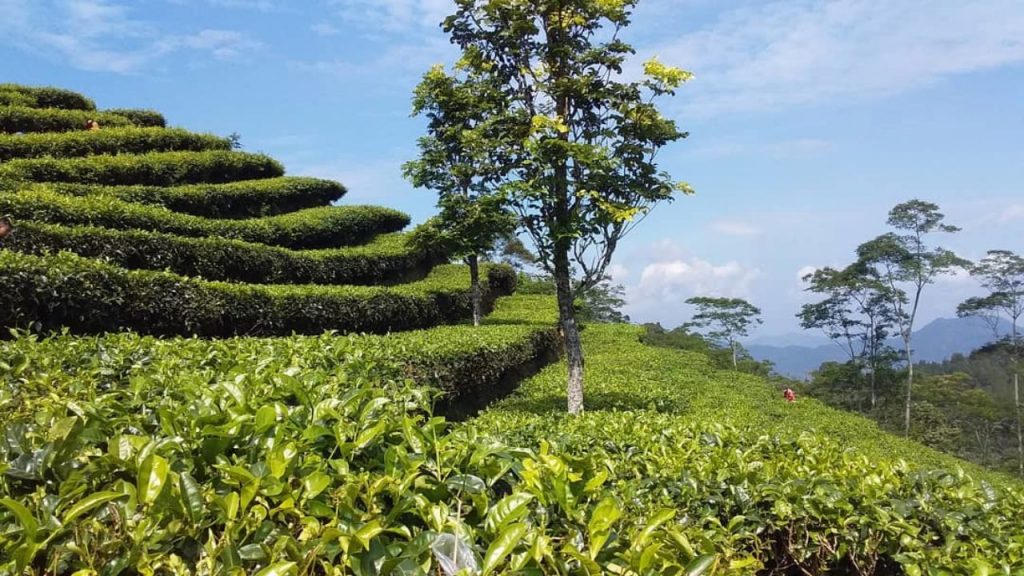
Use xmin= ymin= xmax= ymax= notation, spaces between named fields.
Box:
xmin=904 ymin=338 xmax=913 ymax=437
xmin=554 ymin=246 xmax=584 ymax=415
xmin=731 ymin=341 xmax=738 ymax=370
xmin=869 ymin=361 xmax=877 ymax=410
xmin=468 ymin=254 xmax=482 ymax=327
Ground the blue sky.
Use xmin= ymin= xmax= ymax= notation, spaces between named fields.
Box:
xmin=2 ymin=0 xmax=1022 ymax=335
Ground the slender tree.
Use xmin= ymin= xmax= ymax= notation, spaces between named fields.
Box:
xmin=856 ymin=200 xmax=965 ymax=436
xmin=958 ymin=249 xmax=1024 ymax=476
xmin=404 ymin=65 xmax=516 ymax=326
xmin=685 ymin=297 xmax=762 ymax=370
xmin=799 ymin=264 xmax=900 ymax=408
xmin=443 ymin=0 xmax=692 ymax=413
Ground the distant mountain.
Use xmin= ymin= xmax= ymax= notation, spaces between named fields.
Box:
xmin=748 ymin=316 xmax=1006 ymax=379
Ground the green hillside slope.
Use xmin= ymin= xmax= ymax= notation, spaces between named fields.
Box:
xmin=1 ymin=84 xmax=1022 ymax=576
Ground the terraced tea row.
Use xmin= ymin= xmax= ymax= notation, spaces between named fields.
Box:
xmin=0 ymin=105 xmax=165 ymax=133
xmin=0 ymin=127 xmax=230 ymax=161
xmin=0 ymin=190 xmax=408 ymax=249
xmin=0 ymin=296 xmax=566 ymax=575
xmin=0 ymin=251 xmax=514 ymax=336
xmin=7 ymin=223 xmax=440 ymax=285
xmin=2 ymin=178 xmax=346 ymax=218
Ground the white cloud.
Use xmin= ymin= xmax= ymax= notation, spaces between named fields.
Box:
xmin=998 ymin=204 xmax=1024 ymax=224
xmin=620 ymin=240 xmax=760 ymax=323
xmin=796 ymin=265 xmax=819 ymax=283
xmin=643 ymin=0 xmax=1024 ymax=116
xmin=605 ymin=264 xmax=630 ymax=282
xmin=328 ymin=0 xmax=453 ymax=34
xmin=0 ymin=0 xmax=261 ymax=74
xmin=291 ymin=36 xmax=455 ymax=84
xmin=709 ymin=219 xmax=760 ymax=237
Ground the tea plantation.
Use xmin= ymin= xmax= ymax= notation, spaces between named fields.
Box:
xmin=0 ymin=85 xmax=1021 ymax=575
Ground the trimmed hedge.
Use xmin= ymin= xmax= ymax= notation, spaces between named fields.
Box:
xmin=0 ymin=92 xmax=35 ymax=107
xmin=0 ymin=150 xmax=284 ymax=186
xmin=0 ymin=84 xmax=96 ymax=110
xmin=0 ymin=127 xmax=230 ymax=162
xmin=104 ymin=108 xmax=166 ymax=127
xmin=0 ymin=190 xmax=409 ymax=249
xmin=8 ymin=221 xmax=445 ymax=285
xmin=19 ymin=177 xmax=347 ymax=218
xmin=0 ymin=251 xmax=516 ymax=336
xmin=0 ymin=107 xmax=135 ymax=133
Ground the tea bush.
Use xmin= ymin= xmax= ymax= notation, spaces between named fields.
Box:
xmin=103 ymin=108 xmax=167 ymax=128
xmin=0 ymin=127 xmax=230 ymax=161
xmin=0 ymin=191 xmax=409 ymax=249
xmin=7 ymin=222 xmax=444 ymax=285
xmin=0 ymin=84 xmax=96 ymax=110
xmin=0 ymin=150 xmax=284 ymax=186
xmin=21 ymin=177 xmax=347 ymax=218
xmin=0 ymin=251 xmax=515 ymax=336
xmin=0 ymin=295 xmax=727 ymax=576
xmin=469 ymin=324 xmax=1024 ymax=573
xmin=0 ymin=107 xmax=136 ymax=133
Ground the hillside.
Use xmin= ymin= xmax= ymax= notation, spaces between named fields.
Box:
xmin=748 ymin=316 xmax=1004 ymax=379
xmin=2 ymin=84 xmax=1023 ymax=575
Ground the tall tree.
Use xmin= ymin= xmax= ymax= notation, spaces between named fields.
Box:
xmin=799 ymin=263 xmax=899 ymax=408
xmin=443 ymin=0 xmax=691 ymax=413
xmin=958 ymin=249 xmax=1024 ymax=476
xmin=685 ymin=297 xmax=762 ymax=370
xmin=404 ymin=65 xmax=516 ymax=326
xmin=856 ymin=200 xmax=964 ymax=436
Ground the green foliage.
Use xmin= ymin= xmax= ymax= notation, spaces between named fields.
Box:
xmin=642 ymin=323 xmax=772 ymax=377
xmin=0 ymin=295 xmax=566 ymax=575
xmin=5 ymin=222 xmax=444 ymax=286
xmin=684 ymin=296 xmax=762 ymax=369
xmin=0 ymin=251 xmax=515 ymax=337
xmin=0 ymin=190 xmax=408 ymax=249
xmin=0 ymin=127 xmax=230 ymax=161
xmin=0 ymin=150 xmax=284 ymax=186
xmin=404 ymin=64 xmax=516 ymax=261
xmin=0 ymin=107 xmax=136 ymax=133
xmin=103 ymin=108 xmax=167 ymax=128
xmin=472 ymin=324 xmax=1024 ymax=573
xmin=19 ymin=177 xmax=347 ymax=219
xmin=576 ymin=278 xmax=630 ymax=323
xmin=0 ymin=84 xmax=96 ymax=110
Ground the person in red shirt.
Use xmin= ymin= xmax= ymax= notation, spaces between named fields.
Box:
xmin=784 ymin=387 xmax=796 ymax=402
xmin=0 ymin=216 xmax=12 ymax=240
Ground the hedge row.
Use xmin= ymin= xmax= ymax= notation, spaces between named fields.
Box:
xmin=0 ymin=150 xmax=284 ymax=186
xmin=17 ymin=177 xmax=346 ymax=219
xmin=0 ymin=191 xmax=409 ymax=249
xmin=0 ymin=106 xmax=135 ymax=133
xmin=0 ymin=251 xmax=516 ymax=337
xmin=8 ymin=221 xmax=445 ymax=285
xmin=0 ymin=84 xmax=96 ymax=110
xmin=0 ymin=127 xmax=230 ymax=162
xmin=103 ymin=108 xmax=166 ymax=128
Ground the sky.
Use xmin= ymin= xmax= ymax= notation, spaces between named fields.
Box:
xmin=1 ymin=0 xmax=1022 ymax=336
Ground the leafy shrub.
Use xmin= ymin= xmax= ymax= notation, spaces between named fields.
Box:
xmin=11 ymin=177 xmax=345 ymax=218
xmin=0 ymin=150 xmax=284 ymax=186
xmin=0 ymin=299 xmax=726 ymax=576
xmin=0 ymin=107 xmax=135 ymax=133
xmin=0 ymin=190 xmax=409 ymax=249
xmin=0 ymin=91 xmax=35 ymax=107
xmin=470 ymin=324 xmax=1024 ymax=573
xmin=103 ymin=108 xmax=166 ymax=127
xmin=0 ymin=251 xmax=515 ymax=336
xmin=0 ymin=127 xmax=230 ymax=162
xmin=8 ymin=222 xmax=445 ymax=285
xmin=0 ymin=84 xmax=96 ymax=110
